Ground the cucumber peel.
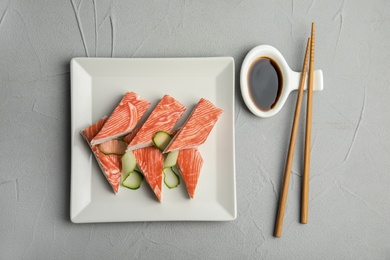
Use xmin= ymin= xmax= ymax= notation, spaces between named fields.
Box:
xmin=122 ymin=170 xmax=143 ymax=190
xmin=98 ymin=139 xmax=127 ymax=155
xmin=152 ymin=131 xmax=172 ymax=151
xmin=122 ymin=151 xmax=137 ymax=175
xmin=163 ymin=151 xmax=179 ymax=168
xmin=163 ymin=167 xmax=180 ymax=189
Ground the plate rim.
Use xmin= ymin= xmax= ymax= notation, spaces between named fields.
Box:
xmin=70 ymin=56 xmax=236 ymax=223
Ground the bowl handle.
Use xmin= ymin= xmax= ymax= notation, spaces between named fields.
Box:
xmin=289 ymin=69 xmax=323 ymax=92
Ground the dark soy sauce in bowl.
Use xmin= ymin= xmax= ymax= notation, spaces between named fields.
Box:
xmin=247 ymin=57 xmax=283 ymax=111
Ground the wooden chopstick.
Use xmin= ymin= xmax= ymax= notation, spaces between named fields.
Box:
xmin=301 ymin=23 xmax=315 ymax=224
xmin=274 ymin=38 xmax=312 ymax=237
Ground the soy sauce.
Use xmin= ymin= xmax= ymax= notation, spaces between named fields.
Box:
xmin=248 ymin=57 xmax=283 ymax=111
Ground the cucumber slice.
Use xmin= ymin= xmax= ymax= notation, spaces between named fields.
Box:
xmin=163 ymin=167 xmax=180 ymax=189
xmin=122 ymin=170 xmax=143 ymax=190
xmin=163 ymin=151 xmax=179 ymax=168
xmin=152 ymin=131 xmax=172 ymax=151
xmin=98 ymin=139 xmax=126 ymax=155
xmin=122 ymin=151 xmax=137 ymax=175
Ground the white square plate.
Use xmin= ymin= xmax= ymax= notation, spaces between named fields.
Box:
xmin=70 ymin=57 xmax=236 ymax=223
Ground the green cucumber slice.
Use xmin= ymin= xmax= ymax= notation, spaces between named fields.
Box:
xmin=122 ymin=151 xmax=137 ymax=175
xmin=122 ymin=170 xmax=143 ymax=190
xmin=98 ymin=139 xmax=126 ymax=155
xmin=152 ymin=131 xmax=172 ymax=151
xmin=163 ymin=151 xmax=179 ymax=168
xmin=163 ymin=167 xmax=180 ymax=189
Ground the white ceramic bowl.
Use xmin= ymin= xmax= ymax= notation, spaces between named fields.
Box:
xmin=240 ymin=45 xmax=323 ymax=118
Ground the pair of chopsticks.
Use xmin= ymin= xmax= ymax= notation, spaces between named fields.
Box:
xmin=274 ymin=23 xmax=316 ymax=237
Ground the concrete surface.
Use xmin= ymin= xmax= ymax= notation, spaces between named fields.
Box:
xmin=1 ymin=0 xmax=389 ymax=259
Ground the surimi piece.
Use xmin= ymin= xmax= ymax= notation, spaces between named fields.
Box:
xmin=80 ymin=118 xmax=122 ymax=193
xmin=133 ymin=146 xmax=164 ymax=202
xmin=122 ymin=124 xmax=142 ymax=144
xmin=164 ymin=98 xmax=223 ymax=153
xmin=81 ymin=117 xmax=107 ymax=143
xmin=92 ymin=146 xmax=122 ymax=193
xmin=91 ymin=92 xmax=151 ymax=145
xmin=127 ymin=95 xmax=186 ymax=151
xmin=92 ymin=102 xmax=138 ymax=145
xmin=176 ymin=148 xmax=204 ymax=199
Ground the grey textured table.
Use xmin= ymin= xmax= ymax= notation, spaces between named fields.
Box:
xmin=1 ymin=0 xmax=389 ymax=259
